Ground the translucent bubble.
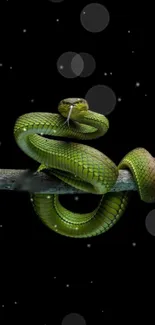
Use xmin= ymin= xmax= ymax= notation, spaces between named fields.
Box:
xmin=78 ymin=52 xmax=96 ymax=77
xmin=145 ymin=210 xmax=155 ymax=236
xmin=71 ymin=54 xmax=84 ymax=76
xmin=62 ymin=313 xmax=86 ymax=325
xmin=85 ymin=84 xmax=117 ymax=115
xmin=57 ymin=52 xmax=78 ymax=78
xmin=80 ymin=3 xmax=110 ymax=33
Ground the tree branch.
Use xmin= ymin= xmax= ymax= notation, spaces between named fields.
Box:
xmin=0 ymin=169 xmax=138 ymax=194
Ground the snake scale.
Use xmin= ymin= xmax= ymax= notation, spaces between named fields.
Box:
xmin=13 ymin=98 xmax=155 ymax=238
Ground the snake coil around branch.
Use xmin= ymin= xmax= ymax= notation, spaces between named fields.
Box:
xmin=13 ymin=98 xmax=155 ymax=238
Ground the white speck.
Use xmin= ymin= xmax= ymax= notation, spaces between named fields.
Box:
xmin=54 ymin=276 xmax=56 ymax=279
xmin=128 ymin=30 xmax=131 ymax=33
xmin=87 ymin=244 xmax=91 ymax=248
xmin=0 ymin=225 xmax=2 ymax=228
xmin=104 ymin=72 xmax=107 ymax=76
xmin=56 ymin=19 xmax=59 ymax=22
xmin=110 ymin=72 xmax=112 ymax=75
xmin=46 ymin=195 xmax=51 ymax=199
xmin=118 ymin=97 xmax=122 ymax=102
xmin=30 ymin=197 xmax=33 ymax=202
xmin=70 ymin=105 xmax=73 ymax=109
xmin=132 ymin=50 xmax=135 ymax=53
xmin=40 ymin=133 xmax=44 ymax=136
xmin=145 ymin=94 xmax=147 ymax=97
xmin=59 ymin=65 xmax=64 ymax=70
xmin=10 ymin=66 xmax=13 ymax=69
xmin=74 ymin=196 xmax=79 ymax=201
xmin=23 ymin=128 xmax=27 ymax=131
xmin=83 ymin=11 xmax=86 ymax=14
xmin=135 ymin=82 xmax=140 ymax=87
xmin=53 ymin=130 xmax=56 ymax=133
xmin=30 ymin=99 xmax=34 ymax=103
xmin=132 ymin=242 xmax=136 ymax=246
xmin=66 ymin=284 xmax=70 ymax=287
xmin=0 ymin=63 xmax=3 ymax=67
xmin=23 ymin=29 xmax=27 ymax=33
xmin=90 ymin=280 xmax=93 ymax=283
xmin=2 ymin=305 xmax=4 ymax=307
xmin=54 ymin=224 xmax=57 ymax=228
xmin=14 ymin=301 xmax=18 ymax=304
xmin=102 ymin=310 xmax=104 ymax=313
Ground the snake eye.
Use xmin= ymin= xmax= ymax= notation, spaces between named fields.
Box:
xmin=61 ymin=98 xmax=86 ymax=105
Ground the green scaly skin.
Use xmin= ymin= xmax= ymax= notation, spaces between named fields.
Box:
xmin=13 ymin=98 xmax=155 ymax=238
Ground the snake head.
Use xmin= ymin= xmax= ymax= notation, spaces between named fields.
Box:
xmin=58 ymin=98 xmax=89 ymax=120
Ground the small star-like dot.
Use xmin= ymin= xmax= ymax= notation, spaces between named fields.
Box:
xmin=87 ymin=244 xmax=91 ymax=248
xmin=14 ymin=301 xmax=18 ymax=304
xmin=2 ymin=305 xmax=4 ymax=307
xmin=10 ymin=66 xmax=13 ymax=69
xmin=110 ymin=72 xmax=112 ymax=75
xmin=135 ymin=82 xmax=140 ymax=87
xmin=30 ymin=99 xmax=34 ymax=103
xmin=118 ymin=97 xmax=122 ymax=102
xmin=59 ymin=65 xmax=64 ymax=70
xmin=145 ymin=94 xmax=147 ymax=97
xmin=23 ymin=29 xmax=27 ymax=33
xmin=132 ymin=50 xmax=135 ymax=53
xmin=56 ymin=19 xmax=59 ymax=22
xmin=128 ymin=30 xmax=131 ymax=33
xmin=104 ymin=72 xmax=107 ymax=76
xmin=132 ymin=242 xmax=136 ymax=246
xmin=74 ymin=196 xmax=79 ymax=201
xmin=0 ymin=63 xmax=3 ymax=67
xmin=0 ymin=225 xmax=3 ymax=228
xmin=66 ymin=284 xmax=70 ymax=287
xmin=90 ymin=280 xmax=93 ymax=284
xmin=54 ymin=276 xmax=56 ymax=279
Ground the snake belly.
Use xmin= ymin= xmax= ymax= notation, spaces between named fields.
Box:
xmin=13 ymin=103 xmax=155 ymax=238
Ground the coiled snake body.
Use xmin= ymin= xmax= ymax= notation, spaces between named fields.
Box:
xmin=14 ymin=98 xmax=155 ymax=238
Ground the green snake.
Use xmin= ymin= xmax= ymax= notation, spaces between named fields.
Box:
xmin=13 ymin=98 xmax=155 ymax=238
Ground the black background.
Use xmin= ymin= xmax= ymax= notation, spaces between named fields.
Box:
xmin=0 ymin=0 xmax=154 ymax=324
